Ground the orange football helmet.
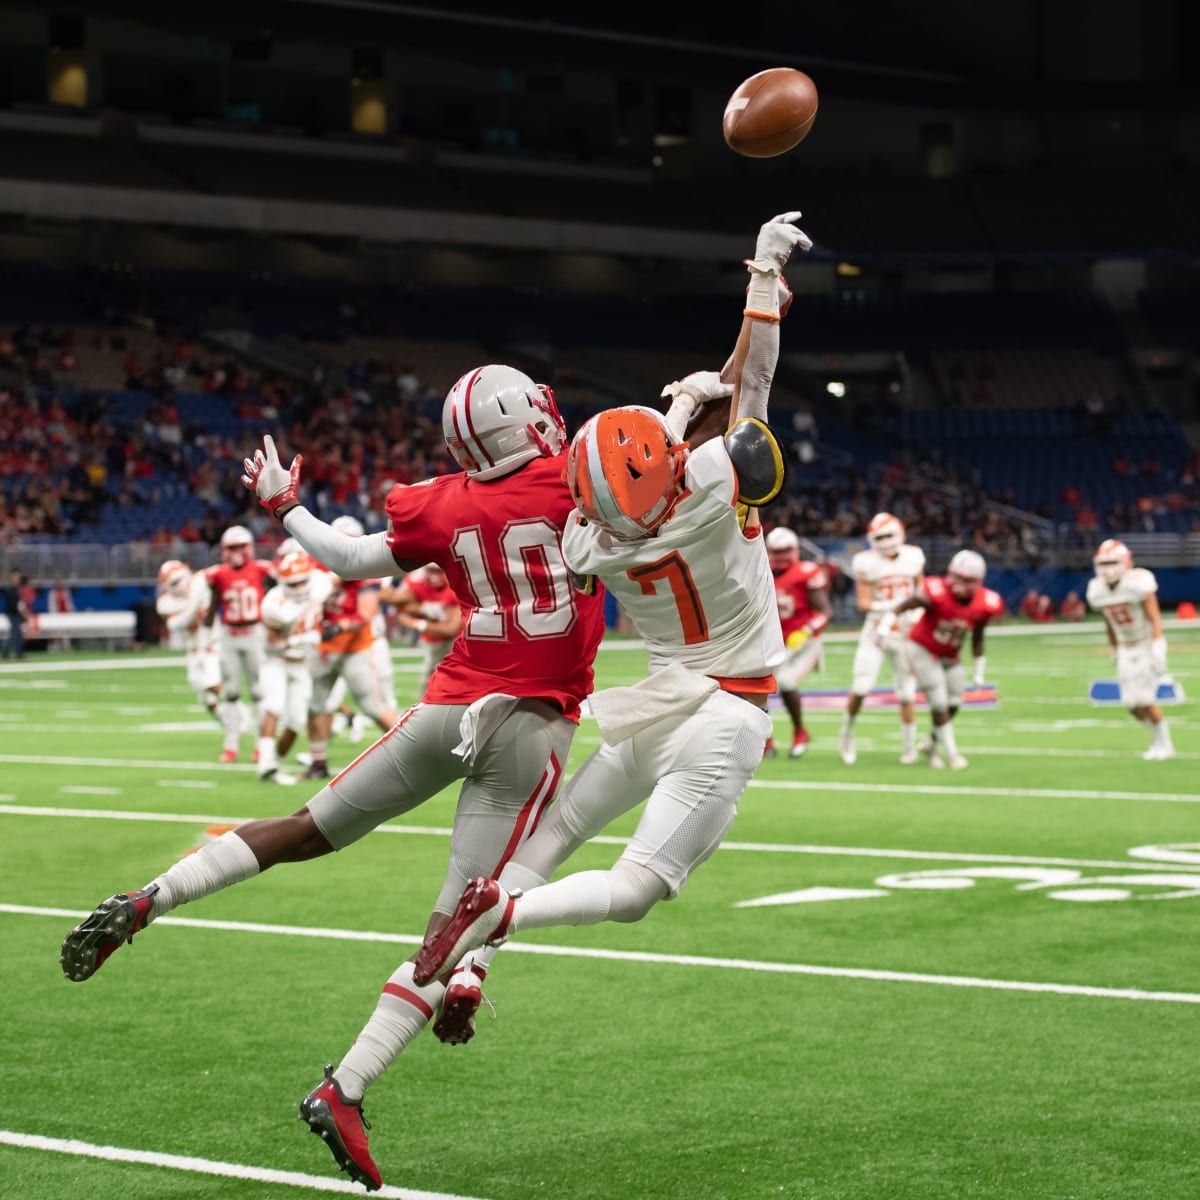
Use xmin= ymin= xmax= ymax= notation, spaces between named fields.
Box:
xmin=867 ymin=512 xmax=904 ymax=556
xmin=1093 ymin=538 xmax=1132 ymax=584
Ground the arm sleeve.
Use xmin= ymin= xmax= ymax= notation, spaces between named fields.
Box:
xmin=282 ymin=508 xmax=398 ymax=580
xmin=736 ymin=319 xmax=780 ymax=425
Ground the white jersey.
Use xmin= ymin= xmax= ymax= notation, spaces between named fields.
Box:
xmin=852 ymin=544 xmax=926 ymax=633
xmin=157 ymin=572 xmax=212 ymax=655
xmin=262 ymin=574 xmax=330 ymax=662
xmin=563 ymin=438 xmax=784 ymax=680
xmin=1087 ymin=568 xmax=1157 ymax=645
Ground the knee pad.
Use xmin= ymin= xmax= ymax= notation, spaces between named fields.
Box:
xmin=607 ymin=860 xmax=668 ymax=924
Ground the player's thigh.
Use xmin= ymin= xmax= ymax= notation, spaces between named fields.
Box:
xmin=852 ymin=637 xmax=884 ymax=694
xmin=420 ymin=640 xmax=449 ymax=691
xmin=903 ymin=642 xmax=945 ymax=707
xmin=778 ymin=639 xmax=821 ymax=690
xmin=944 ymin=661 xmax=967 ymax=709
xmin=446 ymin=701 xmax=578 ymax=882
xmin=259 ymin=658 xmax=287 ymax=717
xmin=187 ymin=651 xmax=221 ymax=697
xmin=243 ymin=628 xmax=265 ymax=680
xmin=1117 ymin=645 xmax=1155 ymax=708
xmin=217 ymin=636 xmax=242 ymax=698
xmin=285 ymin=663 xmax=311 ymax=731
xmin=343 ymin=650 xmax=389 ymax=721
xmin=308 ymin=653 xmax=341 ymax=715
xmin=306 ymin=702 xmax=465 ymax=849
xmin=622 ymin=691 xmax=772 ymax=897
xmin=371 ymin=639 xmax=395 ymax=696
xmin=887 ymin=646 xmax=918 ymax=704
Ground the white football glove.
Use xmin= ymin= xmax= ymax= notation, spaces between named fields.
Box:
xmin=748 ymin=211 xmax=813 ymax=275
xmin=873 ymin=611 xmax=898 ymax=650
xmin=661 ymin=371 xmax=733 ymax=440
xmin=241 ymin=433 xmax=304 ymax=520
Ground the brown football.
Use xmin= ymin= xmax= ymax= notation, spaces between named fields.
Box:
xmin=723 ymin=67 xmax=818 ymax=158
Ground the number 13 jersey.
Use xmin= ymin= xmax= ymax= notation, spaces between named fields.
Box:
xmin=384 ymin=453 xmax=605 ymax=720
xmin=562 ymin=438 xmax=785 ymax=682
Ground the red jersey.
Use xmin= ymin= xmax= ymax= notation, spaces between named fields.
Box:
xmin=404 ymin=568 xmax=460 ymax=644
xmin=908 ymin=576 xmax=1004 ymax=661
xmin=773 ymin=561 xmax=829 ymax=641
xmin=320 ymin=575 xmax=378 ymax=654
xmin=384 ymin=453 xmax=605 ymax=720
xmin=206 ymin=560 xmax=274 ymax=627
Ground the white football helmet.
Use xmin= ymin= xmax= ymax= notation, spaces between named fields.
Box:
xmin=157 ymin=559 xmax=191 ymax=597
xmin=277 ymin=551 xmax=312 ymax=600
xmin=765 ymin=527 xmax=801 ymax=570
xmin=275 ymin=536 xmax=302 ymax=560
xmin=947 ymin=549 xmax=986 ymax=598
xmin=331 ymin=515 xmax=365 ymax=538
xmin=443 ymin=364 xmax=567 ymax=481
xmin=1093 ymin=538 xmax=1132 ymax=585
xmin=867 ymin=512 xmax=904 ymax=557
xmin=220 ymin=525 xmax=253 ymax=565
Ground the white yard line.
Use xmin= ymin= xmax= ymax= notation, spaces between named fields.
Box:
xmin=7 ymin=904 xmax=1197 ymax=1005
xmin=60 ymin=786 xmax=123 ymax=796
xmin=156 ymin=780 xmax=217 ymax=790
xmin=0 ymin=1130 xmax=486 ymax=1200
xmin=746 ymin=779 xmax=1200 ymax=804
xmin=1 ymin=804 xmax=1194 ymax=874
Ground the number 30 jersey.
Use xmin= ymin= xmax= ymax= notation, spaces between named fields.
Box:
xmin=563 ymin=438 xmax=785 ymax=683
xmin=384 ymin=453 xmax=605 ymax=721
xmin=908 ymin=575 xmax=1004 ymax=661
xmin=205 ymin=560 xmax=275 ymax=628
xmin=1086 ymin=567 xmax=1157 ymax=644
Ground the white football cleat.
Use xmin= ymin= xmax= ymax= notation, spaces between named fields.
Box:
xmin=1142 ymin=745 xmax=1174 ymax=761
xmin=899 ymin=749 xmax=919 ymax=766
xmin=947 ymin=754 xmax=969 ymax=771
xmin=838 ymin=728 xmax=857 ymax=766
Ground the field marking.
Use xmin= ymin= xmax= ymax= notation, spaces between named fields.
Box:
xmin=2 ymin=804 xmax=1196 ymax=874
xmin=746 ymin=780 xmax=1200 ymax=804
xmin=156 ymin=780 xmax=218 ymax=790
xmin=60 ymin=786 xmax=122 ymax=796
xmin=0 ymin=1130 xmax=487 ymax=1200
xmin=7 ymin=904 xmax=1198 ymax=1005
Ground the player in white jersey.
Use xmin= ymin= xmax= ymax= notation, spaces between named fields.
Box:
xmin=1086 ymin=539 xmax=1174 ymax=760
xmin=412 ymin=210 xmax=811 ymax=997
xmin=156 ymin=560 xmax=221 ymax=720
xmin=257 ymin=552 xmax=329 ymax=782
xmin=839 ymin=513 xmax=925 ymax=765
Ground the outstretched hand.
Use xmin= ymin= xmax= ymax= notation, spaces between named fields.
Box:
xmin=749 ymin=211 xmax=813 ymax=274
xmin=241 ymin=434 xmax=304 ymax=521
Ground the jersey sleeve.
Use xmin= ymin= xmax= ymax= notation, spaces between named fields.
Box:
xmin=982 ymin=589 xmax=1005 ymax=618
xmin=807 ymin=566 xmax=828 ymax=590
xmin=1085 ymin=577 xmax=1103 ymax=609
xmin=384 ymin=480 xmax=445 ymax=564
xmin=923 ymin=576 xmax=947 ymax=604
xmin=911 ymin=545 xmax=927 ymax=573
xmin=850 ymin=551 xmax=871 ymax=582
xmin=1128 ymin=568 xmax=1158 ymax=600
xmin=684 ymin=437 xmax=738 ymax=507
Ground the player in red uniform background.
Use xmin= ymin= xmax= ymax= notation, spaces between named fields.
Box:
xmin=764 ymin=526 xmax=830 ymax=757
xmin=63 ymin=364 xmax=605 ymax=1193
xmin=205 ymin=525 xmax=275 ymax=762
xmin=883 ymin=549 xmax=1003 ymax=770
xmin=389 ymin=562 xmax=461 ymax=693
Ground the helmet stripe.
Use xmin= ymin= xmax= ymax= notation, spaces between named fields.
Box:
xmin=462 ymin=367 xmax=495 ymax=468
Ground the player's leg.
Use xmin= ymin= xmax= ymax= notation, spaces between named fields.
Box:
xmin=371 ymin=635 xmax=397 ymax=711
xmin=304 ymin=654 xmax=338 ymax=778
xmin=216 ymin=631 xmax=244 ymax=761
xmin=343 ymin=648 xmax=399 ymax=731
xmin=413 ymin=692 xmax=772 ymax=984
xmin=1120 ymin=644 xmax=1174 ymax=759
xmin=935 ymin=662 xmax=968 ymax=769
xmin=276 ymin=660 xmax=310 ymax=762
xmin=888 ymin=647 xmax=920 ymax=763
xmin=841 ymin=636 xmax=883 ymax=765
xmin=257 ymin=657 xmax=286 ymax=780
xmin=903 ymin=643 xmax=949 ymax=764
xmin=419 ymin=640 xmax=450 ymax=695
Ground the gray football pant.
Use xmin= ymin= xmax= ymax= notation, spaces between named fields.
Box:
xmin=306 ymin=699 xmax=575 ymax=914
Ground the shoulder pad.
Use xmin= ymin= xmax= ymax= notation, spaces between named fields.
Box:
xmin=722 ymin=418 xmax=786 ymax=508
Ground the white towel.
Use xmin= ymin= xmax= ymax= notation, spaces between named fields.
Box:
xmin=588 ymin=662 xmax=718 ymax=746
xmin=452 ymin=693 xmax=522 ymax=766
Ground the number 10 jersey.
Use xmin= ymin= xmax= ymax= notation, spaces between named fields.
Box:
xmin=562 ymin=438 xmax=785 ymax=683
xmin=384 ymin=452 xmax=605 ymax=721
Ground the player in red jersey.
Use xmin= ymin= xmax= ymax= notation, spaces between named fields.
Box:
xmin=882 ymin=549 xmax=1003 ymax=770
xmin=764 ymin=526 xmax=830 ymax=758
xmin=205 ymin=526 xmax=276 ymax=762
xmin=62 ymin=364 xmax=604 ymax=1193
xmin=388 ymin=562 xmax=461 ymax=693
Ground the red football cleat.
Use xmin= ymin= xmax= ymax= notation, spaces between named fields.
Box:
xmin=763 ymin=737 xmax=777 ymax=759
xmin=219 ymin=749 xmax=238 ymax=764
xmin=299 ymin=1065 xmax=381 ymax=1192
xmin=789 ymin=729 xmax=810 ymax=759
xmin=412 ymin=878 xmax=515 ymax=987
xmin=250 ymin=748 xmax=260 ymax=764
xmin=433 ymin=961 xmax=487 ymax=1046
xmin=60 ymin=884 xmax=159 ymax=982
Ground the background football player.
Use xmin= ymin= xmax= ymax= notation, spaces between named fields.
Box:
xmin=840 ymin=513 xmax=926 ymax=766
xmin=883 ymin=549 xmax=1002 ymax=770
xmin=384 ymin=562 xmax=461 ymax=694
xmin=155 ymin=559 xmax=221 ymax=723
xmin=1086 ymin=538 xmax=1174 ymax=760
xmin=764 ymin=526 xmax=830 ymax=758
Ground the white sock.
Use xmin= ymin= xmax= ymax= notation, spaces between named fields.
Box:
xmin=935 ymin=722 xmax=960 ymax=759
xmin=511 ymin=870 xmax=613 ymax=932
xmin=1155 ymin=719 xmax=1173 ymax=752
xmin=256 ymin=736 xmax=277 ymax=776
xmin=334 ymin=962 xmax=445 ymax=1102
xmin=148 ymin=831 xmax=259 ymax=918
xmin=901 ymin=722 xmax=916 ymax=754
xmin=218 ymin=701 xmax=241 ymax=752
xmin=841 ymin=710 xmax=856 ymax=733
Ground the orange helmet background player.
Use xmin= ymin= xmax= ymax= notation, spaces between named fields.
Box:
xmin=866 ymin=512 xmax=905 ymax=556
xmin=1093 ymin=538 xmax=1133 ymax=584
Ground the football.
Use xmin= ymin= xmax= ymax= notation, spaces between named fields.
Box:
xmin=722 ymin=67 xmax=818 ymax=158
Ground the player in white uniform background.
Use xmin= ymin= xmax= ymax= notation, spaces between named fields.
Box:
xmin=1086 ymin=539 xmax=1175 ymax=760
xmin=155 ymin=560 xmax=221 ymax=722
xmin=839 ymin=513 xmax=925 ymax=765
xmin=257 ymin=552 xmax=330 ymax=783
xmin=412 ymin=209 xmax=811 ymax=996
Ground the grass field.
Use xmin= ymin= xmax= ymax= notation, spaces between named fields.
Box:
xmin=2 ymin=625 xmax=1199 ymax=1200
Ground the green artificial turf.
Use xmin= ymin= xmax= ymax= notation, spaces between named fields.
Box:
xmin=1 ymin=627 xmax=1198 ymax=1199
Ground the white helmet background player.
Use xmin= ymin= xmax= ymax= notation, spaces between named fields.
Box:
xmin=331 ymin=515 xmax=365 ymax=538
xmin=866 ymin=512 xmax=904 ymax=556
xmin=443 ymin=364 xmax=567 ymax=481
xmin=220 ymin=525 xmax=254 ymax=565
xmin=1093 ymin=538 xmax=1132 ymax=585
xmin=947 ymin=549 xmax=986 ymax=596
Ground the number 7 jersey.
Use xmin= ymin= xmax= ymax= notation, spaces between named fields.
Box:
xmin=562 ymin=438 xmax=785 ymax=681
xmin=384 ymin=453 xmax=605 ymax=720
